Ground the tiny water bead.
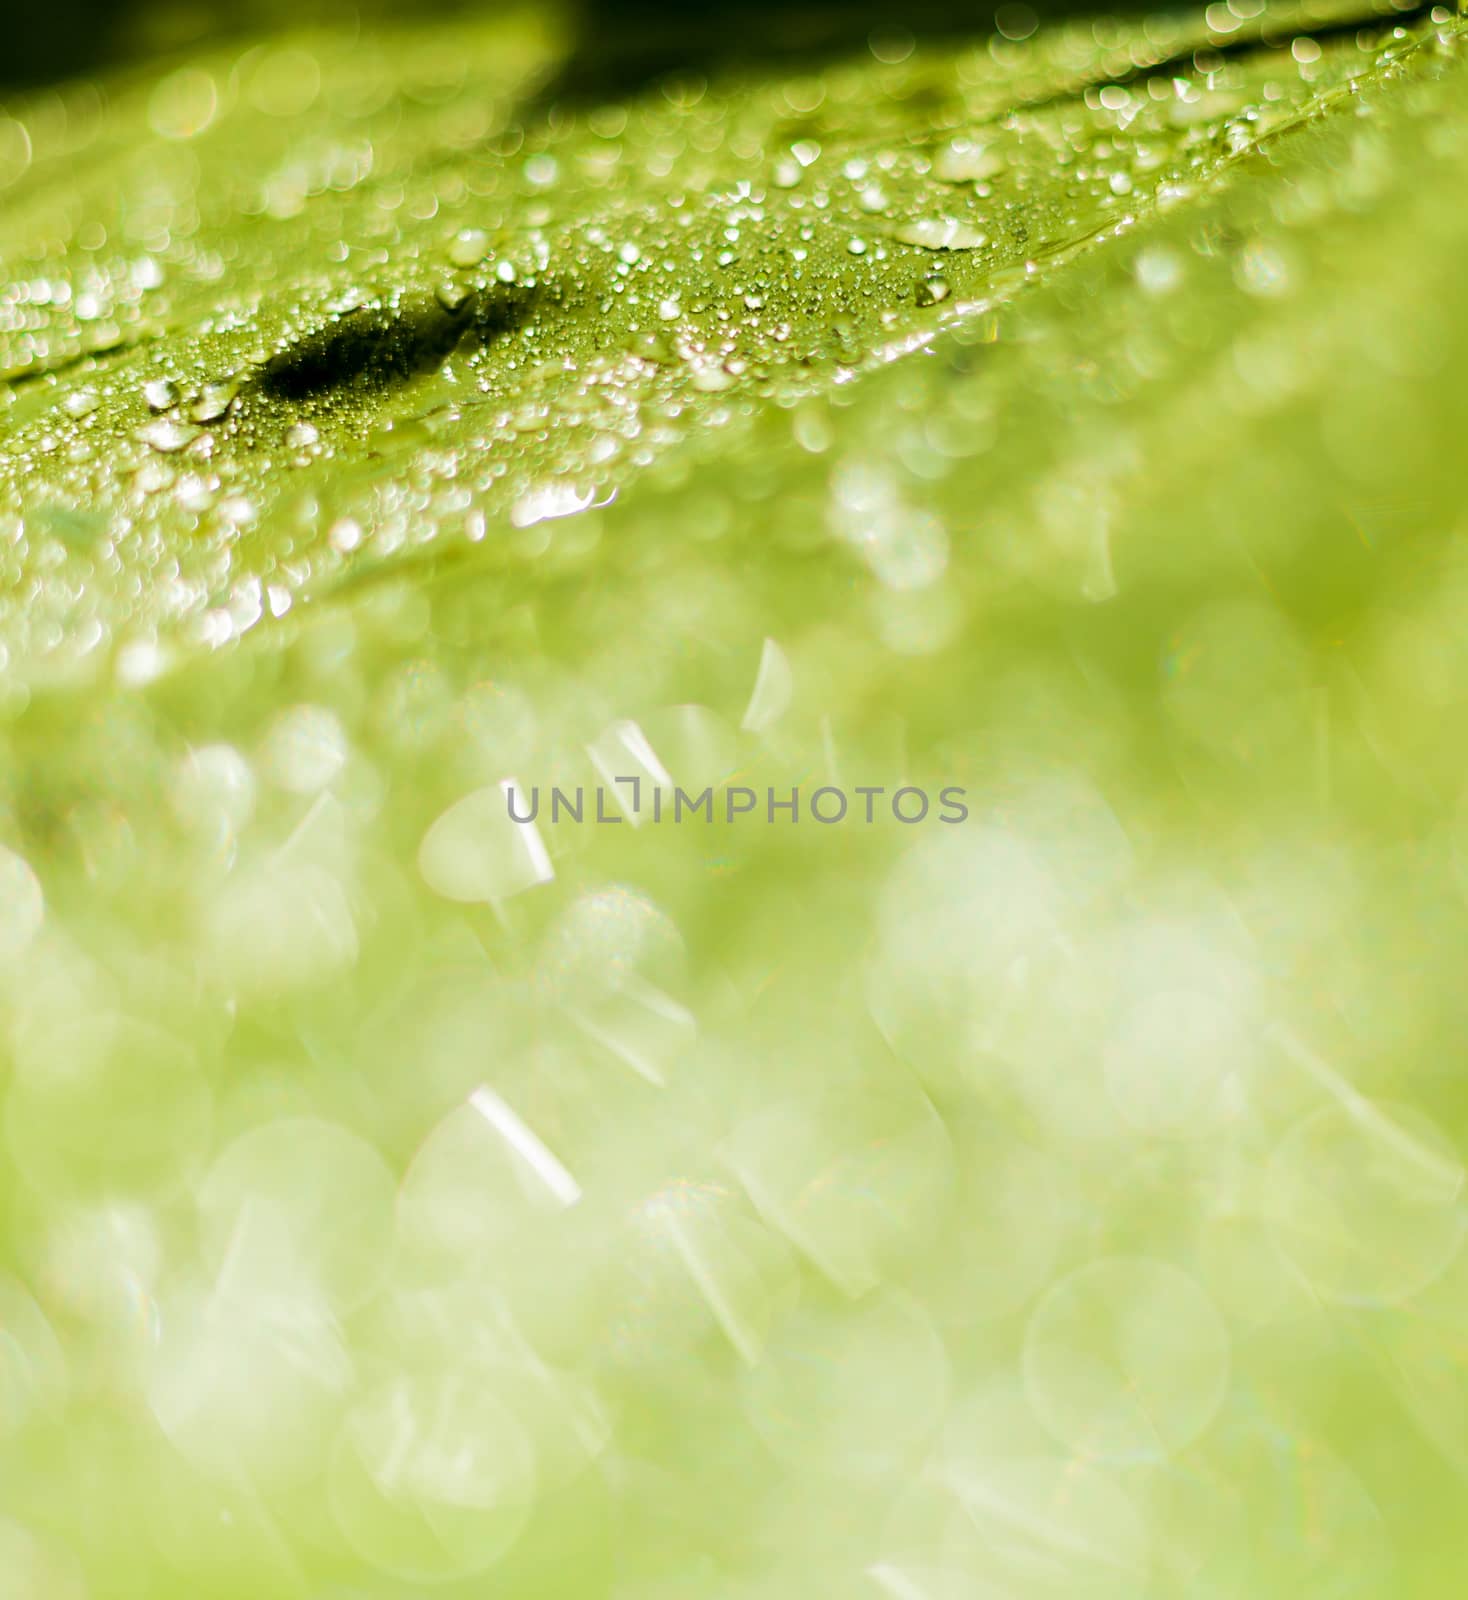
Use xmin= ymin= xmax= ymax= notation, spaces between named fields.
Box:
xmin=187 ymin=381 xmax=239 ymax=422
xmin=135 ymin=418 xmax=198 ymax=453
xmin=143 ymin=379 xmax=181 ymax=413
xmin=1 ymin=0 xmax=1429 ymax=667
xmin=62 ymin=389 xmax=101 ymax=419
xmin=285 ymin=419 xmax=321 ymax=450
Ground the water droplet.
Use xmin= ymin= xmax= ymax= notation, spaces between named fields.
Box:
xmin=187 ymin=381 xmax=237 ymax=423
xmin=174 ymin=475 xmax=215 ymax=513
xmin=932 ymin=140 xmax=1005 ymax=183
xmin=143 ymin=379 xmax=180 ymax=412
xmin=285 ymin=420 xmax=320 ymax=450
xmin=690 ymin=365 xmax=735 ymax=393
xmin=895 ymin=218 xmax=988 ymax=251
xmin=847 ymin=237 xmax=868 ymax=256
xmin=329 ymin=516 xmax=363 ymax=552
xmin=915 ymin=276 xmax=951 ymax=307
xmin=511 ymin=482 xmax=597 ymax=527
xmin=63 ymin=390 xmax=101 ymax=419
xmin=136 ymin=419 xmax=197 ymax=453
xmin=446 ymin=227 xmax=491 ymax=268
xmin=218 ymin=495 xmax=257 ymax=527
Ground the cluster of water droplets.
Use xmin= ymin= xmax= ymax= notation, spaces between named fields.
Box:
xmin=1 ymin=0 xmax=1452 ymax=691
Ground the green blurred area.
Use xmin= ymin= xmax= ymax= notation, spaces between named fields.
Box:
xmin=3 ymin=0 xmax=1468 ymax=1595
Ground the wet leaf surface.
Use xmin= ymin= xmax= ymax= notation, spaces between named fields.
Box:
xmin=3 ymin=4 xmax=1468 ymax=1595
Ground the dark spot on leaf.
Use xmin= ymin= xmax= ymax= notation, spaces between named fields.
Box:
xmin=255 ymin=285 xmax=538 ymax=404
